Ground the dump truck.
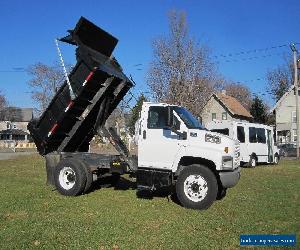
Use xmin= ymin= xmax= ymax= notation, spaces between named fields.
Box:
xmin=28 ymin=17 xmax=241 ymax=210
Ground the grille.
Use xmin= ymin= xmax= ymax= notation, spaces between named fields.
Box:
xmin=234 ymin=143 xmax=240 ymax=168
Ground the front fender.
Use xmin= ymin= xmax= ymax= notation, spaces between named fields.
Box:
xmin=172 ymin=145 xmax=223 ymax=172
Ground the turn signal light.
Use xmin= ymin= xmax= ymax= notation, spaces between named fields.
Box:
xmin=224 ymin=147 xmax=229 ymax=153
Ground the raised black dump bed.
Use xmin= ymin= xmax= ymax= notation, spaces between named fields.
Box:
xmin=28 ymin=17 xmax=133 ymax=156
xmin=28 ymin=17 xmax=137 ymax=195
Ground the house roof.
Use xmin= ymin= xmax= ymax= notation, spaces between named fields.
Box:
xmin=0 ymin=107 xmax=33 ymax=122
xmin=213 ymin=93 xmax=253 ymax=118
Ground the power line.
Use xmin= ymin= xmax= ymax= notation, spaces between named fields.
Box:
xmin=12 ymin=67 xmax=25 ymax=71
xmin=216 ymin=51 xmax=288 ymax=63
xmin=214 ymin=42 xmax=300 ymax=59
xmin=0 ymin=70 xmax=26 ymax=73
xmin=235 ymin=77 xmax=265 ymax=84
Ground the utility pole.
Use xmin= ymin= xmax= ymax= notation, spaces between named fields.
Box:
xmin=290 ymin=44 xmax=300 ymax=159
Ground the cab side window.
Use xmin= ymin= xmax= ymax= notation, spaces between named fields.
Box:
xmin=147 ymin=106 xmax=168 ymax=129
xmin=256 ymin=128 xmax=266 ymax=143
xmin=237 ymin=126 xmax=245 ymax=143
xmin=173 ymin=115 xmax=181 ymax=130
xmin=248 ymin=127 xmax=266 ymax=143
xmin=249 ymin=127 xmax=257 ymax=143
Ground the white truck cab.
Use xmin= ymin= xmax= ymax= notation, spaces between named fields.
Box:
xmin=207 ymin=120 xmax=280 ymax=167
xmin=135 ymin=102 xmax=241 ymax=209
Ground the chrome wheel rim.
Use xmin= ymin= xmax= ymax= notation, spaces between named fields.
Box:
xmin=58 ymin=167 xmax=76 ymax=190
xmin=183 ymin=174 xmax=208 ymax=202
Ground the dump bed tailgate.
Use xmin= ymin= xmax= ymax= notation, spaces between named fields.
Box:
xmin=28 ymin=17 xmax=133 ymax=155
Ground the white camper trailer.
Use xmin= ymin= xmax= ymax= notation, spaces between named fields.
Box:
xmin=206 ymin=120 xmax=279 ymax=167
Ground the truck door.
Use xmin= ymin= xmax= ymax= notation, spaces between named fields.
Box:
xmin=237 ymin=125 xmax=247 ymax=162
xmin=138 ymin=106 xmax=183 ymax=169
xmin=249 ymin=127 xmax=268 ymax=163
xmin=266 ymin=129 xmax=273 ymax=162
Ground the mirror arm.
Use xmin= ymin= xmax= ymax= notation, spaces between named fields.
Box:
xmin=169 ymin=127 xmax=187 ymax=140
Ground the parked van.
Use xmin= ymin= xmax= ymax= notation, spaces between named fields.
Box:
xmin=206 ymin=120 xmax=279 ymax=167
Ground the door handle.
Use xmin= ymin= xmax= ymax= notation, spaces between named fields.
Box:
xmin=143 ymin=130 xmax=146 ymax=139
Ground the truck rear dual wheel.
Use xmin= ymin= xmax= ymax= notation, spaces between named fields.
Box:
xmin=54 ymin=158 xmax=92 ymax=196
xmin=176 ymin=165 xmax=218 ymax=210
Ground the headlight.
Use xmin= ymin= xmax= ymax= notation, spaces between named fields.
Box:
xmin=222 ymin=156 xmax=233 ymax=170
xmin=205 ymin=133 xmax=221 ymax=144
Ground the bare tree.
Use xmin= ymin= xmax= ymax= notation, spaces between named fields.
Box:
xmin=223 ymin=82 xmax=253 ymax=110
xmin=27 ymin=62 xmax=69 ymax=114
xmin=0 ymin=91 xmax=7 ymax=109
xmin=147 ymin=10 xmax=219 ymax=117
xmin=0 ymin=92 xmax=24 ymax=122
xmin=266 ymin=60 xmax=293 ymax=102
xmin=106 ymin=107 xmax=125 ymax=134
xmin=0 ymin=90 xmax=8 ymax=120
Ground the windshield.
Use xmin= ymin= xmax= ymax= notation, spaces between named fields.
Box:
xmin=174 ymin=106 xmax=205 ymax=129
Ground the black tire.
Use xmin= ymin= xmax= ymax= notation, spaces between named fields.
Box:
xmin=110 ymin=173 xmax=121 ymax=186
xmin=273 ymin=154 xmax=279 ymax=165
xmin=249 ymin=156 xmax=257 ymax=168
xmin=54 ymin=158 xmax=87 ymax=196
xmin=83 ymin=163 xmax=93 ymax=193
xmin=176 ymin=164 xmax=218 ymax=210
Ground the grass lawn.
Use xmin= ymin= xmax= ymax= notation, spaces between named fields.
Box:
xmin=0 ymin=154 xmax=299 ymax=249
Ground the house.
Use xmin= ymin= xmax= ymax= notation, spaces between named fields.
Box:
xmin=0 ymin=107 xmax=33 ymax=142
xmin=201 ymin=91 xmax=253 ymax=127
xmin=272 ymin=86 xmax=300 ymax=144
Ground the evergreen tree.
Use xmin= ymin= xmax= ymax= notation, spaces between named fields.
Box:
xmin=127 ymin=94 xmax=147 ymax=135
xmin=250 ymin=96 xmax=268 ymax=124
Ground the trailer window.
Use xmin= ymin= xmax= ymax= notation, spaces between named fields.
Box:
xmin=249 ymin=127 xmax=257 ymax=143
xmin=256 ymin=128 xmax=266 ymax=143
xmin=237 ymin=126 xmax=245 ymax=143
xmin=147 ymin=106 xmax=168 ymax=129
xmin=210 ymin=128 xmax=229 ymax=136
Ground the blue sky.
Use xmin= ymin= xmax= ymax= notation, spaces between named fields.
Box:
xmin=0 ymin=0 xmax=299 ymax=109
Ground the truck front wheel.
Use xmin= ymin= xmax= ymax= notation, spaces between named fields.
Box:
xmin=176 ymin=165 xmax=218 ymax=210
xmin=54 ymin=159 xmax=87 ymax=196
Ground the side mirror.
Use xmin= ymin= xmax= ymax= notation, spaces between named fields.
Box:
xmin=181 ymin=131 xmax=187 ymax=140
